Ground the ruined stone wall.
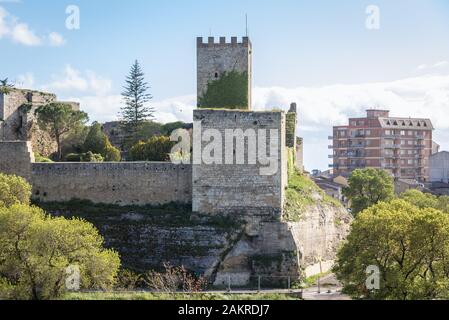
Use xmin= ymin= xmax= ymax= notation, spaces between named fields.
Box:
xmin=31 ymin=162 xmax=192 ymax=206
xmin=0 ymin=89 xmax=55 ymax=141
xmin=0 ymin=141 xmax=34 ymax=180
xmin=0 ymin=89 xmax=80 ymax=156
xmin=192 ymin=109 xmax=286 ymax=218
xmin=197 ymin=37 xmax=252 ymax=108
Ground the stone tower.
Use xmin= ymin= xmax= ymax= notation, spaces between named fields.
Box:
xmin=197 ymin=36 xmax=252 ymax=110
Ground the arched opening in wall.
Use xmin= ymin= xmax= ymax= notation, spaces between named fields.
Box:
xmin=214 ymin=72 xmax=219 ymax=79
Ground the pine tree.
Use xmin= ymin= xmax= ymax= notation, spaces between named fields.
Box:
xmin=120 ymin=60 xmax=154 ymax=139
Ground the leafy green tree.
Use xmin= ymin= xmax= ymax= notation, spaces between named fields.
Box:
xmin=61 ymin=124 xmax=90 ymax=159
xmin=400 ymin=189 xmax=449 ymax=214
xmin=198 ymin=71 xmax=248 ymax=109
xmin=0 ymin=174 xmax=31 ymax=208
xmin=0 ymin=204 xmax=120 ymax=300
xmin=129 ymin=136 xmax=175 ymax=161
xmin=0 ymin=78 xmax=14 ymax=95
xmin=161 ymin=121 xmax=188 ymax=136
xmin=35 ymin=103 xmax=89 ymax=161
xmin=83 ymin=122 xmax=121 ymax=161
xmin=334 ymin=199 xmax=449 ymax=300
xmin=120 ymin=60 xmax=154 ymax=140
xmin=343 ymin=168 xmax=395 ymax=215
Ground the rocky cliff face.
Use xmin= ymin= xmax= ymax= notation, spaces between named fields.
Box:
xmin=42 ymin=197 xmax=352 ymax=287
xmin=289 ymin=204 xmax=352 ymax=277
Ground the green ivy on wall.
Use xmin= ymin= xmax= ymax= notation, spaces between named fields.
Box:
xmin=285 ymin=112 xmax=296 ymax=148
xmin=198 ymin=71 xmax=248 ymax=110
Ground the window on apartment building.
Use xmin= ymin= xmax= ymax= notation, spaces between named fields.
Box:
xmin=351 ymin=121 xmax=357 ymax=126
xmin=401 ymin=150 xmax=406 ymax=155
xmin=408 ymin=160 xmax=414 ymax=165
xmin=340 ymin=131 xmax=346 ymax=137
xmin=385 ymin=130 xmax=391 ymax=136
xmin=401 ymin=130 xmax=406 ymax=136
xmin=408 ymin=131 xmax=413 ymax=136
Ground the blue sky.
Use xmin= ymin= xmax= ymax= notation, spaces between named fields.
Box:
xmin=1 ymin=0 xmax=449 ymax=170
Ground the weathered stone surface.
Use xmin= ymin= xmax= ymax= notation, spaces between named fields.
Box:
xmin=32 ymin=162 xmax=192 ymax=206
xmin=192 ymin=109 xmax=287 ymax=218
xmin=197 ymin=37 xmax=252 ymax=108
xmin=0 ymin=89 xmax=79 ymax=156
xmin=289 ymin=204 xmax=352 ymax=275
xmin=0 ymin=141 xmax=34 ymax=180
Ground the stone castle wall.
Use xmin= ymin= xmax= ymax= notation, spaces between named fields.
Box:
xmin=0 ymin=141 xmax=191 ymax=206
xmin=31 ymin=162 xmax=192 ymax=205
xmin=197 ymin=37 xmax=252 ymax=108
xmin=192 ymin=109 xmax=287 ymax=218
xmin=0 ymin=141 xmax=34 ymax=180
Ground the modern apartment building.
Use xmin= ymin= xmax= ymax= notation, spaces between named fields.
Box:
xmin=329 ymin=110 xmax=434 ymax=181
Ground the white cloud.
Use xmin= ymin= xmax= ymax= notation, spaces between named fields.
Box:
xmin=43 ymin=66 xmax=112 ymax=96
xmin=0 ymin=5 xmax=65 ymax=46
xmin=434 ymin=61 xmax=449 ymax=68
xmin=11 ymin=22 xmax=41 ymax=46
xmin=415 ymin=60 xmax=449 ymax=72
xmin=48 ymin=32 xmax=66 ymax=47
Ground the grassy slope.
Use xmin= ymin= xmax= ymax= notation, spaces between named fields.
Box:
xmin=284 ymin=172 xmax=342 ymax=222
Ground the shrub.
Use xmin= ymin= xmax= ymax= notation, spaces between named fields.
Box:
xmin=0 ymin=173 xmax=31 ymax=208
xmin=143 ymin=263 xmax=207 ymax=293
xmin=0 ymin=204 xmax=120 ymax=300
xmin=115 ymin=269 xmax=143 ymax=290
xmin=65 ymin=153 xmax=82 ymax=162
xmin=34 ymin=153 xmax=53 ymax=163
xmin=104 ymin=145 xmax=121 ymax=162
xmin=64 ymin=152 xmax=104 ymax=162
xmin=81 ymin=151 xmax=104 ymax=162
xmin=129 ymin=136 xmax=175 ymax=161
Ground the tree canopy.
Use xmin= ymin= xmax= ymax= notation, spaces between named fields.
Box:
xmin=0 ymin=174 xmax=31 ymax=208
xmin=399 ymin=189 xmax=449 ymax=213
xmin=0 ymin=204 xmax=120 ymax=300
xmin=334 ymin=199 xmax=449 ymax=300
xmin=83 ymin=122 xmax=121 ymax=161
xmin=129 ymin=136 xmax=175 ymax=162
xmin=343 ymin=168 xmax=395 ymax=215
xmin=35 ymin=103 xmax=89 ymax=160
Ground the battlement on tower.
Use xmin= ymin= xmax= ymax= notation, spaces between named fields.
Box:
xmin=196 ymin=36 xmax=251 ymax=48
xmin=197 ymin=36 xmax=253 ymax=109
